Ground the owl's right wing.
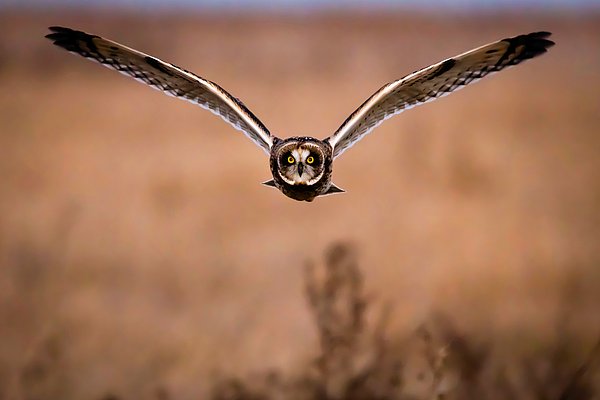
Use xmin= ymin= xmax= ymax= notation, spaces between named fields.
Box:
xmin=326 ymin=31 xmax=554 ymax=159
xmin=46 ymin=26 xmax=274 ymax=155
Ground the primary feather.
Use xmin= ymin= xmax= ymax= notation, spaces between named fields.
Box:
xmin=326 ymin=31 xmax=554 ymax=158
xmin=45 ymin=26 xmax=274 ymax=154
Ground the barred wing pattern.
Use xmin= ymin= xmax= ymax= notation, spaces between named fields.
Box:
xmin=46 ymin=26 xmax=274 ymax=154
xmin=327 ymin=31 xmax=554 ymax=159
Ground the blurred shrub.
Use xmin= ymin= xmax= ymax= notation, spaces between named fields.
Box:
xmin=210 ymin=243 xmax=600 ymax=400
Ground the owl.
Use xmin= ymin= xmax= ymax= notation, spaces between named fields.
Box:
xmin=46 ymin=27 xmax=553 ymax=202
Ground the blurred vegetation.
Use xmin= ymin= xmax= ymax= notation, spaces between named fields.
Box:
xmin=1 ymin=10 xmax=599 ymax=400
xmin=15 ymin=243 xmax=599 ymax=400
xmin=208 ymin=243 xmax=599 ymax=400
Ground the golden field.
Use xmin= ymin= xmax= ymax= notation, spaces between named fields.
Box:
xmin=0 ymin=10 xmax=599 ymax=399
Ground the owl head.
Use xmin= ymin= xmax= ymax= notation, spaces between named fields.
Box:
xmin=273 ymin=138 xmax=331 ymax=186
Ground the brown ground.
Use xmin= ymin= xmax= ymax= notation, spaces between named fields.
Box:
xmin=0 ymin=9 xmax=599 ymax=399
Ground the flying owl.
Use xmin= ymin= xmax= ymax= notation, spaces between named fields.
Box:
xmin=46 ymin=27 xmax=554 ymax=202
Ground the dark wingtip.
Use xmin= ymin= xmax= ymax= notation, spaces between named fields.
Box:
xmin=529 ymin=31 xmax=552 ymax=38
xmin=45 ymin=26 xmax=74 ymax=40
xmin=504 ymin=31 xmax=555 ymax=60
xmin=529 ymin=31 xmax=555 ymax=48
xmin=45 ymin=26 xmax=99 ymax=53
xmin=48 ymin=26 xmax=71 ymax=33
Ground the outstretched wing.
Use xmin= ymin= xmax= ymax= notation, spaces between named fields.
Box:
xmin=46 ymin=26 xmax=274 ymax=154
xmin=326 ymin=31 xmax=554 ymax=159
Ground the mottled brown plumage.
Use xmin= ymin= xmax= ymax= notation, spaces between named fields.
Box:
xmin=326 ymin=31 xmax=554 ymax=158
xmin=46 ymin=27 xmax=553 ymax=202
xmin=266 ymin=137 xmax=339 ymax=202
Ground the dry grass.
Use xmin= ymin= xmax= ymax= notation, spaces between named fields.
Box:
xmin=0 ymin=9 xmax=599 ymax=399
xmin=207 ymin=243 xmax=599 ymax=400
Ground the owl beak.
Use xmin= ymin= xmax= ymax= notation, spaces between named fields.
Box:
xmin=297 ymin=163 xmax=304 ymax=176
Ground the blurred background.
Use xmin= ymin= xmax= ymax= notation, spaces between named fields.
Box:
xmin=0 ymin=0 xmax=599 ymax=398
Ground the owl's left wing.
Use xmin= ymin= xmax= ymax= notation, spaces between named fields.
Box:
xmin=326 ymin=31 xmax=554 ymax=159
xmin=45 ymin=26 xmax=274 ymax=154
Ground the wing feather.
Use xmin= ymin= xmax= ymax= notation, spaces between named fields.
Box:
xmin=327 ymin=31 xmax=554 ymax=158
xmin=46 ymin=26 xmax=274 ymax=154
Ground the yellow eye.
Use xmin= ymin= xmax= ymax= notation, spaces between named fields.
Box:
xmin=287 ymin=155 xmax=295 ymax=164
xmin=307 ymin=156 xmax=315 ymax=164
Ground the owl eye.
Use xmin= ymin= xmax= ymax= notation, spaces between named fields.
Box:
xmin=287 ymin=155 xmax=295 ymax=164
xmin=306 ymin=156 xmax=315 ymax=164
